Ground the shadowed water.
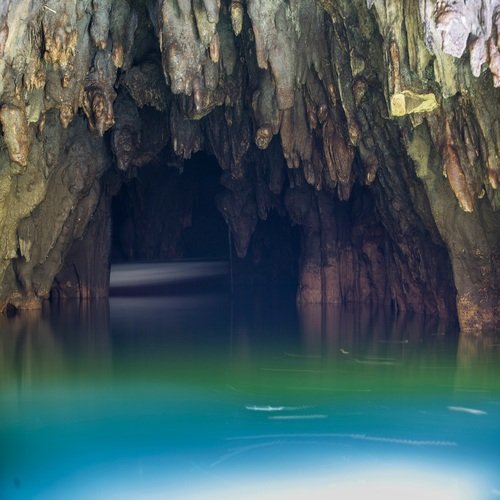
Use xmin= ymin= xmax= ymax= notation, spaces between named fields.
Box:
xmin=1 ymin=265 xmax=500 ymax=499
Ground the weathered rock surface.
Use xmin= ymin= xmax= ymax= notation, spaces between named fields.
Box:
xmin=0 ymin=0 xmax=498 ymax=334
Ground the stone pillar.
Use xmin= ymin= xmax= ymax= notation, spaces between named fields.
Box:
xmin=51 ymin=192 xmax=112 ymax=300
xmin=408 ymin=122 xmax=500 ymax=335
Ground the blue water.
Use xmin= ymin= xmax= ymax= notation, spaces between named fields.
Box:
xmin=1 ymin=271 xmax=499 ymax=499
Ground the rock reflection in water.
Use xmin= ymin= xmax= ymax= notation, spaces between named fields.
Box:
xmin=0 ymin=300 xmax=111 ymax=391
xmin=297 ymin=303 xmax=449 ymax=355
xmin=0 ymin=285 xmax=499 ymax=500
xmin=456 ymin=333 xmax=500 ymax=394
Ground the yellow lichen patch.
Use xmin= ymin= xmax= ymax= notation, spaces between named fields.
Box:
xmin=230 ymin=1 xmax=244 ymax=36
xmin=61 ymin=71 xmax=72 ymax=88
xmin=44 ymin=29 xmax=77 ymax=69
xmin=255 ymin=125 xmax=273 ymax=149
xmin=209 ymin=33 xmax=220 ymax=64
xmin=390 ymin=90 xmax=438 ymax=116
xmin=112 ymin=45 xmax=124 ymax=68
xmin=58 ymin=104 xmax=74 ymax=129
xmin=487 ymin=167 xmax=498 ymax=189
xmin=83 ymin=88 xmax=115 ymax=136
xmin=0 ymin=104 xmax=29 ymax=167
xmin=24 ymin=59 xmax=46 ymax=92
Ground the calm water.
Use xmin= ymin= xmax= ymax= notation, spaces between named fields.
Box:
xmin=1 ymin=265 xmax=500 ymax=499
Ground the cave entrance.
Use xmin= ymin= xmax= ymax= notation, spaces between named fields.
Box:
xmin=111 ymin=153 xmax=229 ymax=262
xmin=109 ymin=152 xmax=300 ymax=295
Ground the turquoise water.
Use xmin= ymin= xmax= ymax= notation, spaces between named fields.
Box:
xmin=1 ymin=288 xmax=500 ymax=499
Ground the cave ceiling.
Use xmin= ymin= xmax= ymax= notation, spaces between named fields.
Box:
xmin=0 ymin=0 xmax=499 ymax=335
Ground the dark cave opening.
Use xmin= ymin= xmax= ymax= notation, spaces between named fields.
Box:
xmin=106 ymin=142 xmax=457 ymax=325
xmin=109 ymin=152 xmax=301 ymax=294
xmin=45 ymin=127 xmax=459 ymax=327
xmin=111 ymin=153 xmax=229 ymax=262
xmin=232 ymin=210 xmax=301 ymax=290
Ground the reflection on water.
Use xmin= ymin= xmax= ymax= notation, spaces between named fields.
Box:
xmin=0 ymin=301 xmax=111 ymax=391
xmin=110 ymin=261 xmax=228 ymax=296
xmin=1 ymin=272 xmax=500 ymax=499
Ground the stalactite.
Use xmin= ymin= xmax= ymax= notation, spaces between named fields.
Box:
xmin=110 ymin=0 xmax=138 ymax=70
xmin=442 ymin=119 xmax=475 ymax=212
xmin=217 ymin=175 xmax=258 ymax=258
xmin=82 ymin=51 xmax=117 ymax=136
xmin=90 ymin=0 xmax=111 ymax=50
xmin=0 ymin=0 xmax=497 ymax=335
xmin=0 ymin=104 xmax=30 ymax=167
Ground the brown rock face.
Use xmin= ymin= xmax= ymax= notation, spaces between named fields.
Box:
xmin=0 ymin=0 xmax=498 ymax=335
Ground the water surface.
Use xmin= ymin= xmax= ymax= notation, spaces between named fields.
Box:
xmin=1 ymin=268 xmax=499 ymax=499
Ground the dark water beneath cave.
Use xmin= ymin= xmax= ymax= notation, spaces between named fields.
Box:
xmin=1 ymin=263 xmax=500 ymax=499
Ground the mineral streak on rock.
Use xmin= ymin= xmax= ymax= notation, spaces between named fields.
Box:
xmin=442 ymin=119 xmax=475 ymax=212
xmin=0 ymin=0 xmax=498 ymax=335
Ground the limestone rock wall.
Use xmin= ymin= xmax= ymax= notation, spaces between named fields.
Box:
xmin=0 ymin=0 xmax=498 ymax=334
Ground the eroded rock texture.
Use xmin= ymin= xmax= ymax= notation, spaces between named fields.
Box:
xmin=0 ymin=0 xmax=498 ymax=334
